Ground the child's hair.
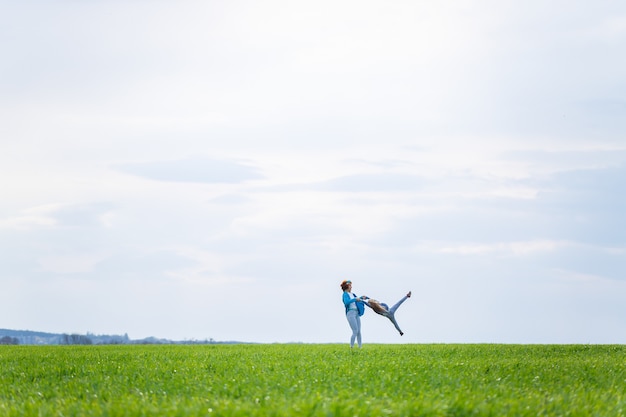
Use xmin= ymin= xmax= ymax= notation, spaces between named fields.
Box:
xmin=367 ymin=299 xmax=388 ymax=314
xmin=340 ymin=280 xmax=351 ymax=291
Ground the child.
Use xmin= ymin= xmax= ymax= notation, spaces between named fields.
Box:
xmin=363 ymin=291 xmax=411 ymax=336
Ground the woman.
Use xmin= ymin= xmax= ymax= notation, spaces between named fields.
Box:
xmin=340 ymin=280 xmax=365 ymax=348
xmin=364 ymin=291 xmax=411 ymax=336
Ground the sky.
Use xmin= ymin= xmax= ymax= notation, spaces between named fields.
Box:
xmin=1 ymin=0 xmax=626 ymax=344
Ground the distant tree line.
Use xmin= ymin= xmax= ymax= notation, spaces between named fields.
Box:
xmin=1 ymin=329 xmax=242 ymax=345
xmin=60 ymin=334 xmax=93 ymax=345
xmin=0 ymin=336 xmax=19 ymax=345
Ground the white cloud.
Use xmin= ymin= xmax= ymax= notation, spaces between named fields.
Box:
xmin=437 ymin=240 xmax=569 ymax=256
xmin=114 ymin=158 xmax=264 ymax=184
xmin=0 ymin=204 xmax=64 ymax=230
xmin=586 ymin=14 xmax=626 ymax=42
xmin=37 ymin=253 xmax=108 ymax=274
xmin=0 ymin=212 xmax=57 ymax=230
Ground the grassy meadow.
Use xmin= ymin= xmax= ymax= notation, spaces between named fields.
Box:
xmin=1 ymin=344 xmax=625 ymax=416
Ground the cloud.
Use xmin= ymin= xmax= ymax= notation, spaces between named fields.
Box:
xmin=539 ymin=244 xmax=626 ymax=282
xmin=207 ymin=194 xmax=251 ymax=205
xmin=0 ymin=203 xmax=114 ymax=230
xmin=37 ymin=253 xmax=108 ymax=275
xmin=0 ymin=207 xmax=57 ymax=230
xmin=92 ymin=251 xmax=198 ymax=281
xmin=531 ymin=164 xmax=626 ymax=246
xmin=503 ymin=149 xmax=626 ymax=172
xmin=437 ymin=240 xmax=569 ymax=256
xmin=114 ymin=158 xmax=263 ymax=184
xmin=312 ymin=173 xmax=426 ymax=193
xmin=51 ymin=203 xmax=116 ymax=228
xmin=586 ymin=14 xmax=626 ymax=42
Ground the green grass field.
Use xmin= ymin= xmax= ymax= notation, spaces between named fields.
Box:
xmin=1 ymin=344 xmax=625 ymax=416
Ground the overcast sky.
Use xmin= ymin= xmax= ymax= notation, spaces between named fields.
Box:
xmin=2 ymin=0 xmax=626 ymax=344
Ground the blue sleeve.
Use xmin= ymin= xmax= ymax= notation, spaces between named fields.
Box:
xmin=343 ymin=292 xmax=357 ymax=307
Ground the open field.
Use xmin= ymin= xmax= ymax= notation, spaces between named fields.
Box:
xmin=1 ymin=344 xmax=625 ymax=416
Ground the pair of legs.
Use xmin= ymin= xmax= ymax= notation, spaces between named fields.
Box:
xmin=377 ymin=292 xmax=411 ymax=336
xmin=388 ymin=292 xmax=411 ymax=314
xmin=346 ymin=309 xmax=362 ymax=348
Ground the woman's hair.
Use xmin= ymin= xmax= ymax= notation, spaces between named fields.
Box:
xmin=340 ymin=280 xmax=351 ymax=291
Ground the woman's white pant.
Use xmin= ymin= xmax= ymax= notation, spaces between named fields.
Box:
xmin=346 ymin=310 xmax=362 ymax=348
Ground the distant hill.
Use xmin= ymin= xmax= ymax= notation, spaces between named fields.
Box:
xmin=0 ymin=329 xmax=242 ymax=345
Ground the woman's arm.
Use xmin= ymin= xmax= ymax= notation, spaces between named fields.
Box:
xmin=343 ymin=292 xmax=357 ymax=307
